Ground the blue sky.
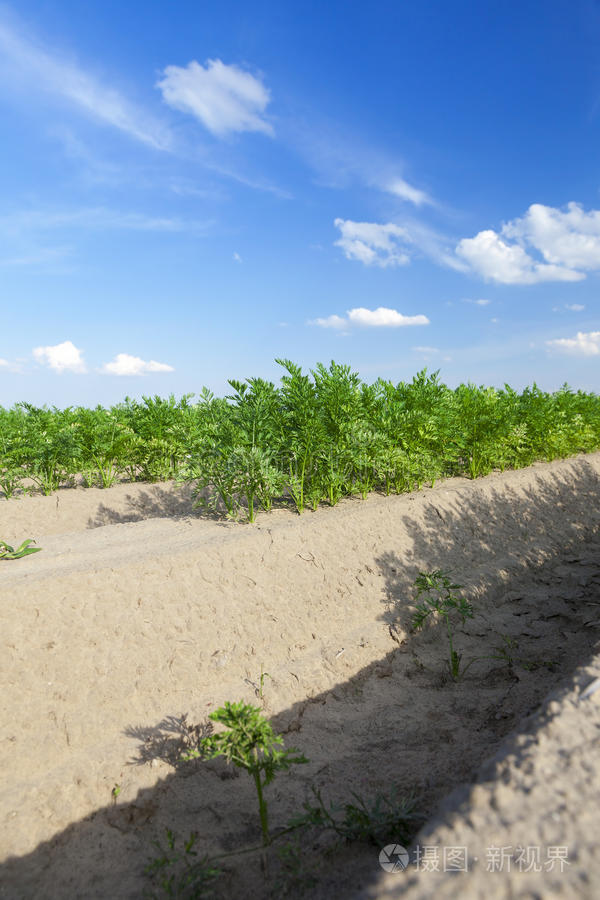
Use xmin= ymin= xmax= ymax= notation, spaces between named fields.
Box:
xmin=1 ymin=0 xmax=600 ymax=406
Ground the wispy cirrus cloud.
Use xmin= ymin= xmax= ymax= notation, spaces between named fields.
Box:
xmin=100 ymin=353 xmax=174 ymax=376
xmin=157 ymin=59 xmax=273 ymax=137
xmin=288 ymin=115 xmax=433 ymax=207
xmin=0 ymin=15 xmax=172 ymax=149
xmin=384 ymin=177 xmax=432 ymax=207
xmin=0 ymin=207 xmax=211 ymax=237
xmin=333 ymin=217 xmax=467 ymax=272
xmin=0 ymin=245 xmax=72 ymax=266
xmin=33 ymin=340 xmax=86 ymax=373
xmin=309 ymin=306 xmax=429 ymax=331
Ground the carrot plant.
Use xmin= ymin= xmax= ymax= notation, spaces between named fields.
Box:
xmin=183 ymin=702 xmax=308 ymax=847
xmin=411 ymin=570 xmax=474 ymax=680
xmin=292 ymin=785 xmax=420 ymax=845
xmin=145 ymin=831 xmax=221 ymax=898
xmin=277 ymin=358 xmax=324 ymax=514
xmin=0 ymin=467 xmax=25 ymax=499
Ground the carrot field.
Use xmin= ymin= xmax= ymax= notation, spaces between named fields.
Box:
xmin=1 ymin=360 xmax=599 ymax=520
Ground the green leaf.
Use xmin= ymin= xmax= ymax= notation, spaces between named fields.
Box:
xmin=0 ymin=539 xmax=42 ymax=559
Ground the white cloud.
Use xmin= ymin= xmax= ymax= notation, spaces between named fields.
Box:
xmin=463 ymin=298 xmax=491 ymax=306
xmin=347 ymin=307 xmax=429 ymax=327
xmin=334 ymin=219 xmax=411 ymax=267
xmin=100 ymin=353 xmax=174 ymax=376
xmin=412 ymin=346 xmax=439 ymax=353
xmin=546 ymin=331 xmax=600 ymax=357
xmin=385 ymin=177 xmax=431 ymax=207
xmin=456 ymin=202 xmax=600 ymax=284
xmin=0 ymin=17 xmax=170 ymax=149
xmin=565 ymin=303 xmax=585 ymax=311
xmin=309 ymin=306 xmax=429 ymax=330
xmin=333 ymin=217 xmax=468 ymax=272
xmin=233 ymin=252 xmax=242 ymax=263
xmin=0 ymin=357 xmax=24 ymax=373
xmin=455 ymin=229 xmax=582 ymax=284
xmin=157 ymin=59 xmax=273 ymax=137
xmin=308 ymin=314 xmax=349 ymax=331
xmin=33 ymin=340 xmax=86 ymax=373
xmin=503 ymin=203 xmax=600 ymax=270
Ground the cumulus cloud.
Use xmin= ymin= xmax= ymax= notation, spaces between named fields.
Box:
xmin=347 ymin=307 xmax=429 ymax=327
xmin=100 ymin=353 xmax=174 ymax=376
xmin=546 ymin=331 xmax=600 ymax=357
xmin=456 ymin=229 xmax=582 ymax=284
xmin=565 ymin=303 xmax=585 ymax=311
xmin=33 ymin=340 xmax=86 ymax=373
xmin=157 ymin=59 xmax=273 ymax=137
xmin=334 ymin=219 xmax=411 ymax=267
xmin=456 ymin=202 xmax=600 ymax=284
xmin=462 ymin=298 xmax=491 ymax=306
xmin=233 ymin=251 xmax=242 ymax=263
xmin=385 ymin=177 xmax=431 ymax=207
xmin=504 ymin=203 xmax=600 ymax=270
xmin=309 ymin=306 xmax=429 ymax=330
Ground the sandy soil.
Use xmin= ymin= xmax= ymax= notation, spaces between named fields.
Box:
xmin=1 ymin=453 xmax=599 ymax=898
xmin=358 ymin=651 xmax=600 ymax=900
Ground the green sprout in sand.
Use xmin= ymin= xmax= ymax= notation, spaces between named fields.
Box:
xmin=0 ymin=539 xmax=42 ymax=560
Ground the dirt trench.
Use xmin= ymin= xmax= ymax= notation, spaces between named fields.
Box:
xmin=0 ymin=454 xmax=599 ymax=898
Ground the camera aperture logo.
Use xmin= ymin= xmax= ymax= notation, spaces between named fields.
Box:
xmin=379 ymin=844 xmax=410 ymax=873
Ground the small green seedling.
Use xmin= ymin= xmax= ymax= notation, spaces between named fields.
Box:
xmin=0 ymin=539 xmax=42 ymax=560
xmin=258 ymin=667 xmax=271 ymax=701
xmin=411 ymin=570 xmax=473 ymax=681
xmin=183 ymin=701 xmax=308 ymax=847
xmin=457 ymin=633 xmax=519 ymax=678
xmin=111 ymin=784 xmax=121 ymax=804
xmin=468 ymin=634 xmax=554 ymax=674
xmin=273 ymin=839 xmax=318 ymax=897
xmin=292 ymin=785 xmax=420 ymax=846
xmin=145 ymin=829 xmax=221 ymax=898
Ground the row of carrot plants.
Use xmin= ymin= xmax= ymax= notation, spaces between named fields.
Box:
xmin=1 ymin=360 xmax=599 ymax=519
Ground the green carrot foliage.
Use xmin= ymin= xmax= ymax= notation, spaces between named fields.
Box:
xmin=1 ymin=362 xmax=599 ymax=518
